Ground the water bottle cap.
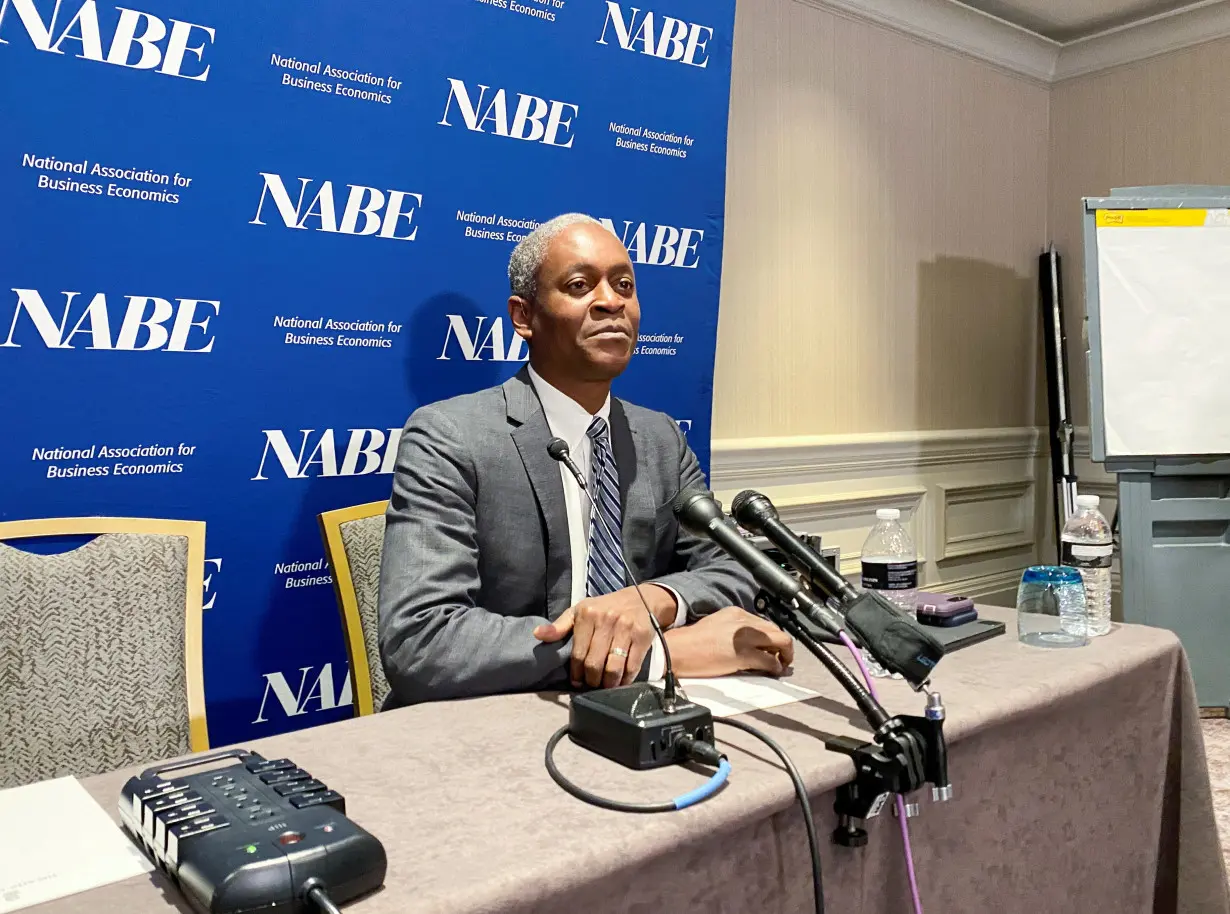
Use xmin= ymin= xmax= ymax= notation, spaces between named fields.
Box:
xmin=1075 ymin=494 xmax=1100 ymax=508
xmin=876 ymin=508 xmax=900 ymax=521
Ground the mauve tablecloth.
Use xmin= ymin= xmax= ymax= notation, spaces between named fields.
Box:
xmin=28 ymin=608 xmax=1230 ymax=914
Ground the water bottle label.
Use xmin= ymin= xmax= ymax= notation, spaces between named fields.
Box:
xmin=861 ymin=560 xmax=918 ymax=590
xmin=1061 ymin=542 xmax=1112 ymax=569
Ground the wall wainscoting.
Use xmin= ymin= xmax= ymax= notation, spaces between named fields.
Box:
xmin=710 ymin=427 xmax=1051 ymax=606
xmin=710 ymin=425 xmax=1125 ymax=609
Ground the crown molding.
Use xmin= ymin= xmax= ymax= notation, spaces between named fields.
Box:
xmin=792 ymin=0 xmax=1059 ymax=82
xmin=794 ymin=0 xmax=1230 ymax=84
xmin=1054 ymin=0 xmax=1230 ymax=80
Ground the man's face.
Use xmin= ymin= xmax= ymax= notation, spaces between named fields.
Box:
xmin=511 ymin=223 xmax=640 ymax=381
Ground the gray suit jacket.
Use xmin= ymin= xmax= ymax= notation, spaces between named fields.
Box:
xmin=377 ymin=367 xmax=756 ymax=707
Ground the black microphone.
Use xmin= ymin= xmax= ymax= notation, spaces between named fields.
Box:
xmin=672 ymin=488 xmax=816 ymax=607
xmin=547 ymin=437 xmax=680 ymax=711
xmin=669 ymin=489 xmax=845 ymax=637
xmin=729 ymin=489 xmax=944 ymax=689
xmin=731 ymin=490 xmax=859 ymax=604
xmin=546 ymin=436 xmax=572 ymax=466
xmin=671 ymin=486 xmax=890 ymax=730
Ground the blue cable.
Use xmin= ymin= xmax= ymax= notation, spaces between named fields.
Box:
xmin=672 ymin=758 xmax=731 ymax=809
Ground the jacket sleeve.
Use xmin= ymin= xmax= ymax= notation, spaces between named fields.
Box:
xmin=377 ymin=406 xmax=570 ymax=705
xmin=644 ymin=422 xmax=758 ymax=621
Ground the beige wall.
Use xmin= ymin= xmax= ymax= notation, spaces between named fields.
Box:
xmin=710 ymin=0 xmax=1054 ymax=602
xmin=711 ymin=3 xmax=1229 ymax=600
xmin=1044 ymin=38 xmax=1230 ymax=615
xmin=1049 ymin=35 xmax=1230 ymax=425
xmin=714 ymin=0 xmax=1051 ymax=440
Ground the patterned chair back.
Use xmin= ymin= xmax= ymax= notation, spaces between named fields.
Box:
xmin=337 ymin=513 xmax=390 ymax=712
xmin=319 ymin=501 xmax=389 ymax=716
xmin=0 ymin=524 xmax=207 ymax=789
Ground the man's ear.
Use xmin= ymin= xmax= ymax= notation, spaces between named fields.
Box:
xmin=508 ymin=295 xmax=532 ymax=342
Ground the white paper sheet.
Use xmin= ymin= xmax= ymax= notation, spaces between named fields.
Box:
xmin=655 ymin=674 xmax=818 ymax=718
xmin=1097 ymin=222 xmax=1230 ymax=456
xmin=0 ymin=776 xmax=153 ymax=913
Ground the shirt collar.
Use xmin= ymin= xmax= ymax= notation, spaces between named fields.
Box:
xmin=527 ymin=364 xmax=611 ymax=445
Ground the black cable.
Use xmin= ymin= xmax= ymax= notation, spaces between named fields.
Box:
xmin=305 ymin=884 xmax=344 ymax=914
xmin=717 ymin=718 xmax=825 ymax=914
xmin=620 ymin=569 xmax=680 ymax=709
xmin=548 ymin=439 xmax=681 ymax=708
xmin=543 ymin=726 xmax=684 ymax=813
xmin=545 ymin=721 xmax=821 ymax=913
xmin=769 ymin=602 xmax=889 ymax=731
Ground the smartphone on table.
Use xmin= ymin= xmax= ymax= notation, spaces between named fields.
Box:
xmin=915 ymin=592 xmax=978 ymax=627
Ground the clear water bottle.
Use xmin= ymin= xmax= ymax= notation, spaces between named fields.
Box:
xmin=1061 ymin=494 xmax=1113 ymax=637
xmin=860 ymin=508 xmax=918 ymax=678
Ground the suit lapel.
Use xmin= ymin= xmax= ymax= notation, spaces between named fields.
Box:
xmin=505 ymin=368 xmax=572 ymax=618
xmin=609 ymin=399 xmax=652 ymax=579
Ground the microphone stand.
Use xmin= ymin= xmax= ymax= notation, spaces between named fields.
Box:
xmin=754 ymin=590 xmax=952 ymax=846
xmin=771 ymin=593 xmax=890 ymax=730
xmin=547 ymin=438 xmax=681 ymax=712
xmin=670 ymin=486 xmax=953 ymax=845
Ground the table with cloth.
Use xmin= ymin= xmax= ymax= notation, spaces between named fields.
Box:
xmin=29 ymin=607 xmax=1229 ymax=914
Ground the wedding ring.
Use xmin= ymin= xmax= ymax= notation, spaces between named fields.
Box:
xmin=610 ymin=647 xmax=629 ymax=658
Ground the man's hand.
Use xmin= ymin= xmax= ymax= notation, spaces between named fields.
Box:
xmin=533 ymin=585 xmax=678 ymax=688
xmin=664 ymin=607 xmax=794 ymax=679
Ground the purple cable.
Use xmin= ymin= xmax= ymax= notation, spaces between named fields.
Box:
xmin=836 ymin=632 xmax=925 ymax=914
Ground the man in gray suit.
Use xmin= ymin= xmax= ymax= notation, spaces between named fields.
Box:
xmin=378 ymin=213 xmax=793 ymax=707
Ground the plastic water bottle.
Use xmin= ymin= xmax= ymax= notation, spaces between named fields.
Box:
xmin=860 ymin=508 xmax=918 ymax=677
xmin=1061 ymin=494 xmax=1113 ymax=637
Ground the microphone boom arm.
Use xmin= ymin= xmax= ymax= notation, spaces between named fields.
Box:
xmin=757 ymin=593 xmax=889 ymax=730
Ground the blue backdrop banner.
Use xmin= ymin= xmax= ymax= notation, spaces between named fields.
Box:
xmin=0 ymin=0 xmax=736 ymax=745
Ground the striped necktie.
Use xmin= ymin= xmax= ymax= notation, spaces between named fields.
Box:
xmin=585 ymin=416 xmax=625 ymax=596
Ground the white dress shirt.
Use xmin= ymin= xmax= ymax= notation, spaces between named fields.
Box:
xmin=528 ymin=365 xmax=686 ymax=681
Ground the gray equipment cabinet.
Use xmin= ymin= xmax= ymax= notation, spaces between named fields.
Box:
xmin=1083 ymin=185 xmax=1230 ymax=708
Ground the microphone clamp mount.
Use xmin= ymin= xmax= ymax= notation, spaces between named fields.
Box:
xmin=754 ymin=591 xmax=953 ymax=847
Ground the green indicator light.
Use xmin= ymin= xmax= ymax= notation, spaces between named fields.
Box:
xmin=245 ymin=845 xmax=257 ymax=854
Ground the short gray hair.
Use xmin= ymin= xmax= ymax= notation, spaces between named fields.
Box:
xmin=507 ymin=213 xmax=616 ymax=301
